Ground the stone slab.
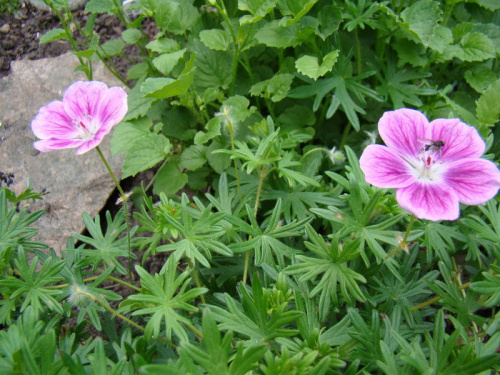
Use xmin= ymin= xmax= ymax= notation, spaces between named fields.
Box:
xmin=0 ymin=53 xmax=125 ymax=253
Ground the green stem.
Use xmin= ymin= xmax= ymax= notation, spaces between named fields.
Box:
xmin=410 ymin=282 xmax=470 ymax=311
xmin=242 ymin=169 xmax=267 ymax=284
xmin=339 ymin=123 xmax=352 ymax=151
xmin=301 ymin=147 xmax=329 ymax=160
xmin=385 ymin=215 xmax=416 ymax=259
xmin=43 ymin=274 xmax=140 ymax=292
xmin=187 ymin=259 xmax=206 ymax=305
xmin=51 ymin=5 xmax=88 ymax=79
xmin=229 ymin=128 xmax=243 ymax=202
xmin=354 ymin=27 xmax=362 ymax=76
xmin=65 ymin=10 xmax=130 ymax=87
xmin=96 ymin=146 xmax=133 ymax=283
xmin=78 ymin=288 xmax=145 ymax=331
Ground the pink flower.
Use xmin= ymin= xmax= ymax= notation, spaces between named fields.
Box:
xmin=360 ymin=108 xmax=500 ymax=221
xmin=31 ymin=81 xmax=128 ymax=155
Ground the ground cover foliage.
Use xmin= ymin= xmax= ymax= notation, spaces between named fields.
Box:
xmin=1 ymin=0 xmax=500 ymax=373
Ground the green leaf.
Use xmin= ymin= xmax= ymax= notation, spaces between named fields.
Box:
xmin=295 ymin=50 xmax=339 ymax=80
xmin=400 ymin=0 xmax=442 ymax=48
xmin=375 ymin=61 xmax=436 ymax=108
xmin=470 ymin=266 xmax=500 ymax=307
xmin=161 ymin=106 xmax=197 ymax=141
xmin=39 ymin=28 xmax=67 ymax=44
xmin=277 ymin=0 xmax=317 ymax=24
xmin=165 ymin=1 xmax=199 ymax=35
xmin=155 ymin=196 xmax=232 ymax=266
xmin=85 ymin=0 xmax=118 ymax=13
xmin=199 ymin=29 xmax=232 ymax=51
xmin=71 ymin=210 xmax=136 ymax=274
xmin=122 ymin=256 xmax=207 ymax=341
xmin=427 ymin=25 xmax=453 ymax=52
xmin=179 ymin=309 xmax=267 ymax=375
xmin=476 ymin=79 xmax=500 ymax=129
xmin=101 ymin=39 xmax=125 ymax=56
xmin=193 ymin=41 xmax=232 ymax=90
xmin=209 ymin=274 xmax=302 ymax=342
xmin=250 ymin=73 xmax=294 ymax=102
xmin=255 ymin=20 xmax=301 ymax=48
xmin=146 ymin=37 xmax=179 ymax=53
xmin=179 ymin=145 xmax=208 ymax=171
xmin=474 ymin=0 xmax=500 ymax=10
xmin=456 ymin=32 xmax=496 ymax=61
xmin=152 ymin=48 xmax=186 ymax=76
xmin=110 ymin=120 xmax=151 ymax=155
xmin=238 ymin=0 xmax=277 ymax=24
xmin=465 ymin=65 xmax=498 ymax=92
xmin=194 ymin=117 xmax=222 ymax=145
xmin=206 ymin=140 xmax=231 ymax=173
xmin=124 ymin=85 xmax=157 ymax=121
xmin=122 ymin=134 xmax=171 ymax=178
xmin=121 ymin=28 xmax=143 ymax=44
xmin=141 ymin=54 xmax=196 ymax=98
xmin=315 ymin=4 xmax=342 ymax=40
xmin=153 ymin=161 xmax=188 ymax=196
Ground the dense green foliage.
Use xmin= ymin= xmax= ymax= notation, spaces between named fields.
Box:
xmin=1 ymin=0 xmax=500 ymax=373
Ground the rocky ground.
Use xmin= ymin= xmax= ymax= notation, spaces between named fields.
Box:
xmin=0 ymin=4 xmax=165 ymax=274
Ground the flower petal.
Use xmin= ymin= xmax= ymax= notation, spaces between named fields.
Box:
xmin=429 ymin=118 xmax=485 ymax=161
xmin=34 ymin=138 xmax=86 ymax=153
xmin=75 ymin=131 xmax=107 ymax=154
xmin=31 ymin=101 xmax=80 ymax=140
xmin=93 ymin=86 xmax=128 ymax=133
xmin=378 ymin=108 xmax=430 ymax=158
xmin=444 ymin=158 xmax=500 ymax=205
xmin=63 ymin=81 xmax=110 ymax=121
xmin=360 ymin=145 xmax=416 ymax=188
xmin=396 ymin=182 xmax=459 ymax=221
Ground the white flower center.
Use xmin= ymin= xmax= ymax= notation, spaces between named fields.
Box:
xmin=73 ymin=114 xmax=96 ymax=140
xmin=406 ymin=144 xmax=446 ymax=183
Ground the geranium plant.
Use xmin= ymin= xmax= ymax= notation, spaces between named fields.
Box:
xmin=1 ymin=0 xmax=499 ymax=373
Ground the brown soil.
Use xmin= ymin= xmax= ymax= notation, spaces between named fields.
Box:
xmin=0 ymin=3 xmax=131 ymax=78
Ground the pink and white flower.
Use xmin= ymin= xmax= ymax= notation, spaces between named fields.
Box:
xmin=31 ymin=81 xmax=128 ymax=155
xmin=360 ymin=108 xmax=500 ymax=221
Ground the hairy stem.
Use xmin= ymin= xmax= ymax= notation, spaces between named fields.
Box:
xmin=96 ymin=146 xmax=132 ymax=283
xmin=187 ymin=259 xmax=206 ymax=305
xmin=242 ymin=169 xmax=267 ymax=284
xmin=385 ymin=215 xmax=416 ymax=259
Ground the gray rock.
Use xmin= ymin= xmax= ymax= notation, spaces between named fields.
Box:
xmin=22 ymin=0 xmax=89 ymax=11
xmin=0 ymin=53 xmax=126 ymax=254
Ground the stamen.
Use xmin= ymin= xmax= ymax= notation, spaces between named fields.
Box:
xmin=79 ymin=121 xmax=88 ymax=132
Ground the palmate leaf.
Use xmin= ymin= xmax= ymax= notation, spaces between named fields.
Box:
xmin=262 ymin=187 xmax=343 ymax=222
xmin=0 ymin=306 xmax=65 ymax=375
xmin=374 ymin=59 xmax=436 ymax=108
xmin=179 ymin=309 xmax=267 ymax=375
xmin=288 ymin=54 xmax=381 ymax=130
xmin=227 ymin=200 xmax=309 ymax=266
xmin=470 ymin=264 xmax=500 ymax=308
xmin=121 ymin=256 xmax=207 ymax=341
xmin=425 ymin=262 xmax=484 ymax=328
xmin=214 ymin=131 xmax=281 ymax=174
xmin=285 ymin=224 xmax=366 ymax=315
xmin=421 ymin=221 xmax=467 ymax=266
xmin=208 ymin=274 xmax=302 ymax=343
xmin=0 ymin=189 xmax=46 ymax=266
xmin=156 ymin=195 xmax=232 ymax=267
xmin=0 ymin=247 xmax=65 ymax=322
xmin=71 ymin=210 xmax=137 ymax=275
xmin=390 ymin=310 xmax=499 ymax=374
